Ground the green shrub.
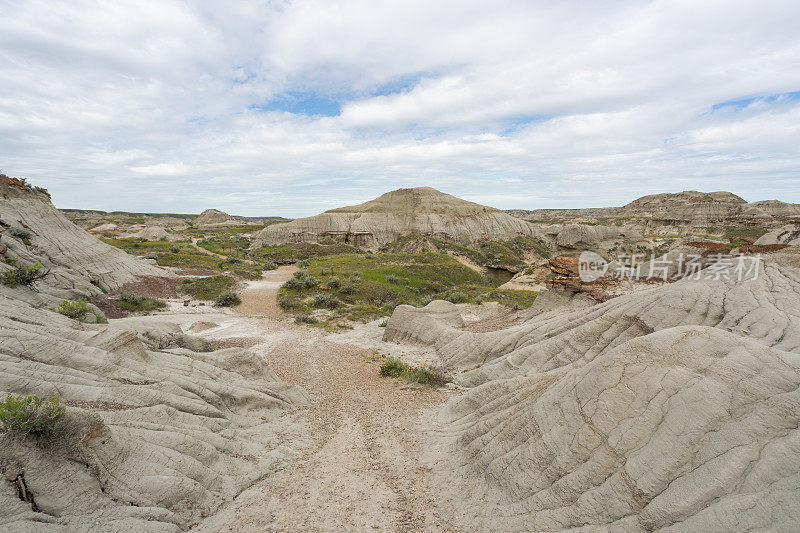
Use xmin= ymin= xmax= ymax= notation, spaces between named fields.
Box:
xmin=283 ymin=270 xmax=318 ymax=290
xmin=447 ymin=291 xmax=469 ymax=304
xmin=339 ymin=284 xmax=357 ymax=295
xmin=264 ymin=261 xmax=278 ymax=270
xmin=278 ymin=295 xmax=300 ymax=310
xmin=57 ymin=298 xmax=89 ymax=321
xmin=327 ymin=276 xmax=341 ymax=289
xmin=1 ymin=263 xmax=47 ymax=287
xmin=119 ymin=293 xmax=167 ymax=312
xmin=378 ymin=358 xmax=448 ymax=386
xmin=297 ymin=259 xmax=310 ymax=268
xmin=385 ymin=273 xmax=404 ymax=284
xmin=349 ymin=273 xmax=362 ymax=283
xmin=215 ymin=291 xmax=241 ymax=307
xmin=311 ymin=293 xmax=341 ymax=309
xmin=10 ymin=227 xmax=31 ymax=240
xmin=0 ymin=393 xmax=66 ymax=438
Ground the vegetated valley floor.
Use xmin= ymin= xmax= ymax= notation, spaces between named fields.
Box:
xmin=195 ymin=267 xmax=464 ymax=532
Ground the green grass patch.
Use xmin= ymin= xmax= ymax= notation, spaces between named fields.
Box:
xmin=100 ymin=237 xmax=188 ymax=254
xmin=180 ymin=275 xmax=236 ymax=300
xmin=253 ymin=242 xmax=363 ymax=264
xmin=379 ymin=357 xmax=449 ymax=386
xmin=278 ymin=252 xmax=537 ymax=322
xmin=153 ymin=252 xmax=224 ymax=270
xmin=197 ymin=234 xmax=252 ymax=256
xmin=382 ymin=234 xmax=550 ymax=268
xmin=179 ymin=223 xmax=270 ymax=238
xmin=119 ymin=293 xmax=167 ymax=312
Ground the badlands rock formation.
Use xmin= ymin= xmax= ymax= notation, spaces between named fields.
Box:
xmin=194 ymin=208 xmax=241 ymax=229
xmin=507 ymin=191 xmax=800 ymax=236
xmin=252 ymin=187 xmax=638 ymax=253
xmin=128 ymin=225 xmax=168 ymax=241
xmin=0 ymin=179 xmax=167 ymax=296
xmin=620 ymin=190 xmax=748 ymax=220
xmin=0 ymin=179 xmax=305 ymax=530
xmin=385 ymin=249 xmax=800 ymax=531
xmin=252 ymin=187 xmax=541 ymax=249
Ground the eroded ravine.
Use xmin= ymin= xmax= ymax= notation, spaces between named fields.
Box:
xmin=197 ymin=268 xmax=462 ymax=532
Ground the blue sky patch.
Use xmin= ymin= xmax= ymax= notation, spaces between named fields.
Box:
xmin=712 ymin=90 xmax=800 ymax=111
xmin=250 ymin=91 xmax=342 ymax=117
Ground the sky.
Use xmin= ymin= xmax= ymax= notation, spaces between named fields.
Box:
xmin=1 ymin=0 xmax=799 ymax=217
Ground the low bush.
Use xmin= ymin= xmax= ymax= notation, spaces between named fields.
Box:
xmin=215 ymin=291 xmax=241 ymax=307
xmin=447 ymin=291 xmax=469 ymax=304
xmin=278 ymin=295 xmax=301 ymax=310
xmin=378 ymin=357 xmax=448 ymax=386
xmin=385 ymin=273 xmax=404 ymax=284
xmin=339 ymin=284 xmax=357 ymax=295
xmin=0 ymin=393 xmax=66 ymax=438
xmin=311 ymin=293 xmax=341 ymax=309
xmin=294 ymin=314 xmax=318 ymax=324
xmin=264 ymin=261 xmax=278 ymax=270
xmin=327 ymin=276 xmax=341 ymax=289
xmin=1 ymin=263 xmax=47 ymax=287
xmin=119 ymin=293 xmax=167 ymax=312
xmin=297 ymin=259 xmax=310 ymax=268
xmin=283 ymin=270 xmax=318 ymax=290
xmin=10 ymin=227 xmax=31 ymax=240
xmin=57 ymin=298 xmax=90 ymax=321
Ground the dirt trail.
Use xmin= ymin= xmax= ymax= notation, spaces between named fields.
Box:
xmin=198 ymin=268 xmax=461 ymax=532
xmin=234 ymin=265 xmax=295 ymax=318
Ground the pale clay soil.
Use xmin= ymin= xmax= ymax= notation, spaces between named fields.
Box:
xmin=189 ymin=266 xmax=466 ymax=532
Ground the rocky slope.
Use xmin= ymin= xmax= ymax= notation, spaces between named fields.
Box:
xmin=0 ymin=178 xmax=168 ymax=297
xmin=0 ymin=178 xmax=306 ymax=531
xmin=384 ymin=248 xmax=800 ymax=531
xmin=252 ymin=187 xmax=541 ymax=249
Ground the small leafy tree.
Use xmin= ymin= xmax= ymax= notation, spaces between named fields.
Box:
xmin=1 ymin=263 xmax=48 ymax=287
xmin=0 ymin=393 xmax=66 ymax=437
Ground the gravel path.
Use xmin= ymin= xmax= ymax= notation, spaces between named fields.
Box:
xmin=198 ymin=268 xmax=462 ymax=532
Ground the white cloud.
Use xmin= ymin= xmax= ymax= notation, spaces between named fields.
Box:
xmin=0 ymin=0 xmax=799 ymax=216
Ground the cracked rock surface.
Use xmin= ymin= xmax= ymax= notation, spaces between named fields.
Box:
xmin=385 ymin=249 xmax=800 ymax=531
xmin=0 ymin=184 xmax=306 ymax=531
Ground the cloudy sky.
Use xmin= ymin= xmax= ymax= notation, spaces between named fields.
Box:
xmin=1 ymin=0 xmax=799 ymax=217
